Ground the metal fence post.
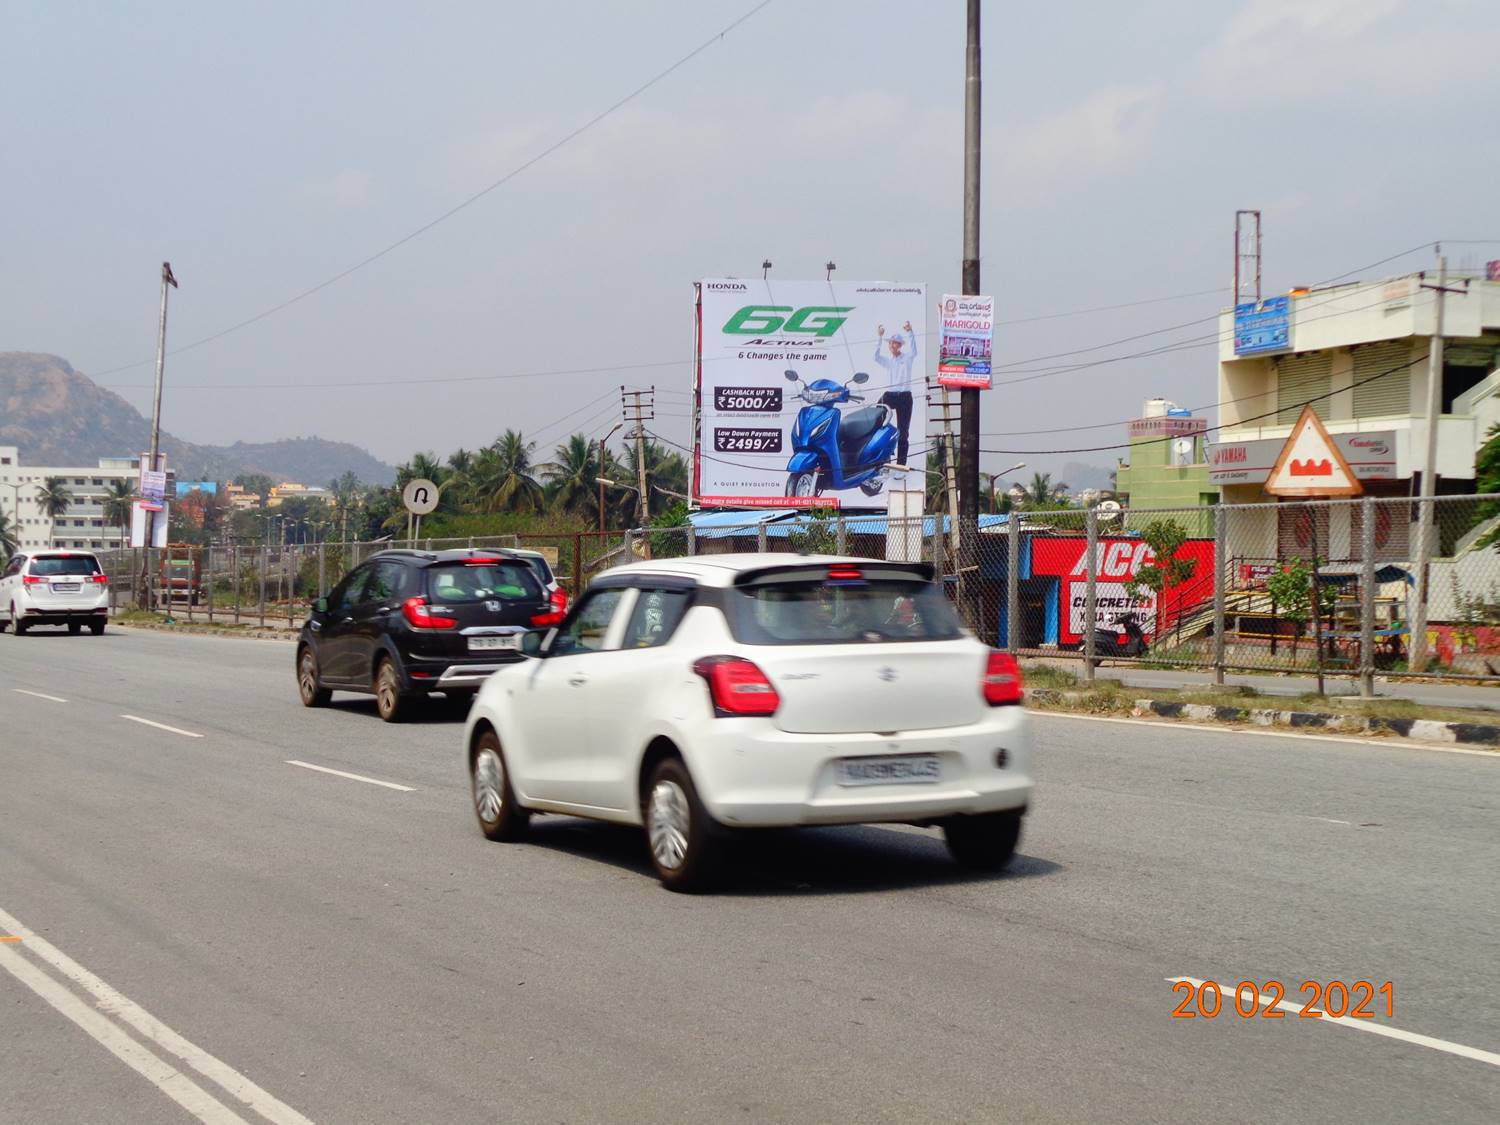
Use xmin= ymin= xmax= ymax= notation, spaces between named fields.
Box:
xmin=287 ymin=548 xmax=295 ymax=627
xmin=686 ymin=525 xmax=697 ymax=556
xmin=1360 ymin=496 xmax=1377 ymax=698
xmin=757 ymin=524 xmax=768 ymax=554
xmin=185 ymin=547 xmax=195 ymax=623
xmin=259 ymin=545 xmax=267 ymax=628
xmin=1213 ymin=505 xmax=1226 ymax=685
xmin=624 ymin=529 xmax=635 ymax=563
xmin=206 ymin=545 xmax=214 ymax=624
xmin=233 ymin=543 xmax=241 ymax=624
xmin=836 ymin=514 xmax=848 ymax=556
xmin=1006 ymin=515 xmax=1020 ymax=655
xmin=1083 ymin=508 xmax=1098 ymax=682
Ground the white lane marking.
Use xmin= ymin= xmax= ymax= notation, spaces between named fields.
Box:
xmin=1167 ymin=977 xmax=1500 ymax=1069
xmin=1033 ymin=710 xmax=1500 ymax=757
xmin=120 ymin=714 xmax=204 ymax=739
xmin=0 ymin=941 xmax=252 ymax=1124
xmin=12 ymin=688 xmax=67 ymax=703
xmin=0 ymin=904 xmax=314 ymax=1124
xmin=285 ymin=759 xmax=415 ymax=792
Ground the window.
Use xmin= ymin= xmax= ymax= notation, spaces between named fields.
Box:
xmin=426 ymin=562 xmax=540 ymax=604
xmin=29 ymin=555 xmax=101 ymax=577
xmin=551 ymin=588 xmax=626 ymax=655
xmin=73 ymin=478 xmax=85 ymax=486
xmin=363 ymin=561 xmax=406 ymax=604
xmin=92 ymin=478 xmax=104 ymax=486
xmin=330 ymin=567 xmax=370 ymax=614
xmin=621 ymin=588 xmax=691 ymax=648
xmin=728 ymin=572 xmax=964 ymax=645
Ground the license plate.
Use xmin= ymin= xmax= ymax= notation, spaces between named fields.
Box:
xmin=834 ymin=754 xmax=941 ymax=787
xmin=468 ymin=635 xmax=519 ymax=652
xmin=52 ymin=583 xmax=81 ymax=593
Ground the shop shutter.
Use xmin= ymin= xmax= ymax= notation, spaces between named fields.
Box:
xmin=1276 ymin=353 xmax=1333 ymax=425
xmin=1352 ymin=341 xmax=1412 ymax=419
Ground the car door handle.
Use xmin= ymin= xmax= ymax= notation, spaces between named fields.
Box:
xmin=374 ymin=606 xmax=393 ymax=616
xmin=568 ymin=675 xmax=588 ymax=687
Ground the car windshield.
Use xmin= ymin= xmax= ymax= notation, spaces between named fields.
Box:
xmin=728 ymin=575 xmax=963 ymax=645
xmin=30 ymin=556 xmax=101 ymax=577
xmin=519 ymin=557 xmax=553 ymax=586
xmin=426 ymin=562 xmax=541 ymax=604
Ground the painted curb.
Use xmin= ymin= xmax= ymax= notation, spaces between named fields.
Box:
xmin=112 ymin=622 xmax=297 ymax=642
xmin=1026 ymin=689 xmax=1500 ymax=748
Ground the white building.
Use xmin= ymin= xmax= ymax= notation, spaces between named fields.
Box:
xmin=0 ymin=447 xmax=145 ymax=552
xmin=1211 ymin=271 xmax=1500 ymax=560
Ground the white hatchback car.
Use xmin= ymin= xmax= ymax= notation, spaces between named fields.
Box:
xmin=1 ymin=550 xmax=110 ymax=635
xmin=464 ymin=554 xmax=1032 ymax=891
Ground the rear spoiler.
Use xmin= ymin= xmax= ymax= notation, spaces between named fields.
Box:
xmin=733 ymin=561 xmax=936 ymax=588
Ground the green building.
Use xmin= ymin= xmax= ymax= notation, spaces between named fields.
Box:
xmin=1113 ymin=400 xmax=1218 ymax=535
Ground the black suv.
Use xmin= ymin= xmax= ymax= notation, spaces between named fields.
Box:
xmin=296 ymin=549 xmax=559 ymax=721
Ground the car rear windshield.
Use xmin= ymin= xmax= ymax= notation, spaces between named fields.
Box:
xmin=30 ymin=556 xmax=101 ymax=577
xmin=519 ymin=557 xmax=554 ymax=586
xmin=727 ymin=574 xmax=964 ymax=645
xmin=426 ymin=562 xmax=542 ymax=604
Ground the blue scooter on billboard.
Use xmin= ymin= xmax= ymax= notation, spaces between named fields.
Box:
xmin=782 ymin=368 xmax=900 ymax=500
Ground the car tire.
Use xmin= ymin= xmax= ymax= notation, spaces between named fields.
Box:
xmin=89 ymin=620 xmax=105 ymax=636
xmin=470 ymin=730 xmax=529 ymax=842
xmin=374 ymin=657 xmax=406 ymax=723
xmin=68 ymin=622 xmax=82 ymax=635
xmin=943 ymin=810 xmax=1023 ymax=872
xmin=643 ymin=757 xmax=722 ymax=893
xmin=297 ymin=646 xmax=332 ymax=707
xmin=13 ymin=607 xmax=27 ymax=636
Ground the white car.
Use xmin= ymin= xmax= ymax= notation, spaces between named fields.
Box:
xmin=1 ymin=549 xmax=110 ymax=635
xmin=463 ymin=554 xmax=1032 ymax=891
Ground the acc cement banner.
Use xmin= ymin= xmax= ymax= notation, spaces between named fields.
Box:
xmin=696 ymin=279 xmax=927 ymax=508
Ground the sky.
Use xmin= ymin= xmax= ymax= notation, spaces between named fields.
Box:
xmin=3 ymin=0 xmax=1498 ymax=484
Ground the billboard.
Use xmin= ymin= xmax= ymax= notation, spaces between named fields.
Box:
xmin=696 ymin=279 xmax=927 ymax=508
xmin=1233 ymin=295 xmax=1291 ymax=355
xmin=937 ymin=293 xmax=993 ymax=389
xmin=1028 ymin=537 xmax=1216 ymax=646
xmin=1208 ymin=429 xmax=1396 ymax=484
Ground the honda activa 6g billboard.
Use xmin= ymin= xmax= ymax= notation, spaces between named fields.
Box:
xmin=695 ymin=279 xmax=927 ymax=508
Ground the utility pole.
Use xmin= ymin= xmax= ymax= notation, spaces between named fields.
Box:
xmin=1410 ymin=253 xmax=1459 ymax=672
xmin=622 ymin=387 xmax=655 ymax=527
xmin=928 ymin=383 xmax=961 ymax=566
xmin=597 ymin=420 xmax=623 ymax=533
xmin=958 ymin=0 xmax=983 ymax=629
xmin=146 ymin=262 xmax=178 ymax=549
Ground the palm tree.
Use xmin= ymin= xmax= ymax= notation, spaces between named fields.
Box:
xmin=619 ymin=439 xmax=689 ymax=519
xmin=0 ymin=509 xmax=15 ymax=561
xmin=474 ymin=430 xmax=543 ymax=513
xmin=1021 ymin=472 xmax=1054 ymax=509
xmin=36 ymin=476 xmax=74 ymax=519
xmin=102 ymin=479 xmax=136 ymax=545
xmin=542 ymin=434 xmax=602 ymax=516
xmin=447 ymin=448 xmax=475 ymax=479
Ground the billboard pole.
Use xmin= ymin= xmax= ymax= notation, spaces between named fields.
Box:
xmin=958 ymin=0 xmax=983 ymax=629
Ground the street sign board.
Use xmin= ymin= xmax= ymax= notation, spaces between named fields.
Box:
xmin=402 ymin=478 xmax=439 ymax=515
xmin=937 ymin=293 xmax=994 ymax=389
xmin=1233 ymin=295 xmax=1291 ymax=356
xmin=1263 ymin=406 xmax=1363 ymax=497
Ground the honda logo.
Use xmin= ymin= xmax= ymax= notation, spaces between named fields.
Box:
xmin=485 ymin=600 xmax=501 ymax=613
xmin=877 ymin=666 xmax=898 ymax=682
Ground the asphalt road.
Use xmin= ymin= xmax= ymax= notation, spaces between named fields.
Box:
xmin=1 ymin=625 xmax=1497 ymax=1124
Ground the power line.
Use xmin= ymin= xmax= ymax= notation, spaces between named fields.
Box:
xmin=85 ymin=0 xmax=775 ymax=379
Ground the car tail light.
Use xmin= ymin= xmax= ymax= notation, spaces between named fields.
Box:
xmin=22 ymin=575 xmax=45 ymax=585
xmin=91 ymin=573 xmax=109 ymax=585
xmin=464 ymin=556 xmax=504 ymax=566
xmin=529 ymin=586 xmax=569 ymax=628
xmin=982 ymin=651 xmax=1024 ymax=706
xmin=692 ymin=656 xmax=780 ymax=717
xmin=402 ymin=595 xmax=456 ymax=630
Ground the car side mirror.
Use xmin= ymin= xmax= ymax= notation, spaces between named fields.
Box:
xmin=852 ymin=371 xmax=870 ymax=384
xmin=314 ymin=597 xmax=329 ymax=614
xmin=784 ymin=369 xmax=799 ymax=382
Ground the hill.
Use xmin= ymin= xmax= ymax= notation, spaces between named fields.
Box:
xmin=0 ymin=353 xmax=395 ymax=486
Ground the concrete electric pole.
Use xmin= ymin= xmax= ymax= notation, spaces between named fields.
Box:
xmin=1409 ymin=253 xmax=1458 ymax=672
xmin=958 ymin=0 xmax=983 ymax=628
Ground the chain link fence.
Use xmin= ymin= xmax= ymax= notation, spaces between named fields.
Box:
xmin=89 ymin=496 xmax=1500 ymax=684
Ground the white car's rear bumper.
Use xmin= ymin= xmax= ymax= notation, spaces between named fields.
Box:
xmin=686 ymin=710 xmax=1033 ymax=828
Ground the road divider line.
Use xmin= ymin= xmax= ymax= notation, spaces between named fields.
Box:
xmin=121 ymin=714 xmax=204 ymax=739
xmin=1167 ymin=977 xmax=1500 ymax=1068
xmin=0 ymin=905 xmax=314 ymax=1125
xmin=12 ymin=688 xmax=67 ymax=703
xmin=285 ymin=759 xmax=415 ymax=792
xmin=0 ymin=941 xmax=254 ymax=1124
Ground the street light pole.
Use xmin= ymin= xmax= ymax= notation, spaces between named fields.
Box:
xmin=597 ymin=421 xmax=623 ymax=533
xmin=145 ymin=262 xmax=178 ymax=551
xmin=958 ymin=0 xmax=983 ymax=629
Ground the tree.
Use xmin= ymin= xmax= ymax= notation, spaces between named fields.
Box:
xmin=35 ymin=476 xmax=73 ymax=519
xmin=102 ymin=479 xmax=136 ymax=545
xmin=473 ymin=430 xmax=544 ymax=514
xmin=0 ymin=509 xmax=15 ymax=561
xmin=1126 ymin=519 xmax=1199 ymax=641
xmin=1021 ymin=472 xmax=1054 ymax=509
xmin=542 ymin=433 xmax=602 ymax=517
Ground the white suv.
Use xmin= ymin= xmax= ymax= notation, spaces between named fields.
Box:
xmin=464 ymin=554 xmax=1032 ymax=891
xmin=1 ymin=550 xmax=110 ymax=635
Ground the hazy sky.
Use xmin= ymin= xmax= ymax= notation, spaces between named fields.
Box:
xmin=4 ymin=0 xmax=1497 ymax=481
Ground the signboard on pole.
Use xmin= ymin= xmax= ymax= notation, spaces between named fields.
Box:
xmin=937 ymin=293 xmax=993 ymax=389
xmin=402 ymin=478 xmax=440 ymax=515
xmin=1263 ymin=406 xmax=1363 ymax=497
xmin=695 ymin=279 xmax=928 ymax=509
xmin=1233 ymin=295 xmax=1291 ymax=356
xmin=130 ymin=500 xmax=168 ymax=548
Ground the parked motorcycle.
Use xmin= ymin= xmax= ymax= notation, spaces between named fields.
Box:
xmin=783 ymin=369 xmax=900 ymax=498
xmin=1091 ymin=612 xmax=1149 ymax=665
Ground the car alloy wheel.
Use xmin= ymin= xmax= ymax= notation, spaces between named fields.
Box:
xmin=298 ymin=649 xmax=330 ymax=707
xmin=647 ymin=779 xmax=691 ymax=871
xmin=474 ymin=747 xmax=504 ymax=822
xmin=375 ymin=660 xmax=403 ymax=722
xmin=471 ymin=732 xmax=528 ymax=841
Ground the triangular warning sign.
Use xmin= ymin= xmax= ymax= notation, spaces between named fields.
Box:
xmin=1264 ymin=405 xmax=1363 ymax=497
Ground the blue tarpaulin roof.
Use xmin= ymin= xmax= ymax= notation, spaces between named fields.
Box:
xmin=688 ymin=510 xmax=1012 ymax=540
